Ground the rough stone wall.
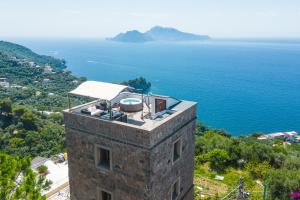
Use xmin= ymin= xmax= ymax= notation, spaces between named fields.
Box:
xmin=182 ymin=187 xmax=195 ymax=200
xmin=64 ymin=112 xmax=151 ymax=147
xmin=64 ymin=102 xmax=196 ymax=200
xmin=66 ymin=126 xmax=151 ymax=200
xmin=149 ymin=118 xmax=196 ymax=200
xmin=149 ymin=103 xmax=197 ymax=146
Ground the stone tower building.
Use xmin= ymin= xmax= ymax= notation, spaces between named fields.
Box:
xmin=64 ymin=81 xmax=197 ymax=200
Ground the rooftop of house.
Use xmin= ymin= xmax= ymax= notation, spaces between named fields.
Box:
xmin=64 ymin=81 xmax=196 ymax=130
xmin=0 ymin=77 xmax=8 ymax=82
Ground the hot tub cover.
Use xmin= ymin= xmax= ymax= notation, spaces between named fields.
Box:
xmin=69 ymin=81 xmax=130 ymax=101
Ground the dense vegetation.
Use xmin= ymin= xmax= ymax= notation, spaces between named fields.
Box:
xmin=194 ymin=123 xmax=300 ymax=200
xmin=0 ymin=41 xmax=66 ymax=69
xmin=0 ymin=98 xmax=65 ymax=158
xmin=121 ymin=76 xmax=151 ymax=93
xmin=0 ymin=42 xmax=86 ymax=111
xmin=0 ymin=152 xmax=51 ymax=200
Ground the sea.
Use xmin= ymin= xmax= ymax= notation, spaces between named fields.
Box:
xmin=6 ymin=38 xmax=300 ymax=135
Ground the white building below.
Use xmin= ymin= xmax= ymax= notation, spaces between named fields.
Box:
xmin=31 ymin=155 xmax=69 ymax=200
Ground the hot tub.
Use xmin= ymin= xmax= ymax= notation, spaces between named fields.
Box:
xmin=120 ymin=98 xmax=143 ymax=112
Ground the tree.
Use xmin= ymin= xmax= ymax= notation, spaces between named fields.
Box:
xmin=20 ymin=112 xmax=38 ymax=130
xmin=23 ymin=122 xmax=65 ymax=157
xmin=0 ymin=98 xmax=13 ymax=128
xmin=266 ymin=168 xmax=300 ymax=200
xmin=284 ymin=156 xmax=300 ymax=170
xmin=245 ymin=161 xmax=271 ymax=179
xmin=206 ymin=149 xmax=230 ymax=172
xmin=121 ymin=77 xmax=151 ymax=93
xmin=0 ymin=152 xmax=51 ymax=200
xmin=12 ymin=105 xmax=27 ymax=118
xmin=48 ymin=113 xmax=63 ymax=124
xmin=240 ymin=141 xmax=274 ymax=164
xmin=194 ymin=121 xmax=209 ymax=135
xmin=0 ymin=98 xmax=12 ymax=115
xmin=195 ymin=130 xmax=232 ymax=155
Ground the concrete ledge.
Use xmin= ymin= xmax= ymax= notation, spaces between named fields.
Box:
xmin=46 ymin=181 xmax=69 ymax=199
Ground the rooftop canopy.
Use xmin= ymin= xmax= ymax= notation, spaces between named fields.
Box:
xmin=69 ymin=81 xmax=130 ymax=101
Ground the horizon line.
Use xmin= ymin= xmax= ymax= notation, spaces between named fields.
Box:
xmin=2 ymin=36 xmax=300 ymax=40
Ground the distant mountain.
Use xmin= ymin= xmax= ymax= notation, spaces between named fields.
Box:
xmin=107 ymin=30 xmax=152 ymax=43
xmin=145 ymin=26 xmax=210 ymax=41
xmin=108 ymin=26 xmax=210 ymax=43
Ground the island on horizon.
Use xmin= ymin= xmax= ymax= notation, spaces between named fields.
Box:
xmin=107 ymin=26 xmax=211 ymax=43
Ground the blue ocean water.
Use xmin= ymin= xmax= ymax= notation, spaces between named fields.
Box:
xmin=8 ymin=38 xmax=300 ymax=135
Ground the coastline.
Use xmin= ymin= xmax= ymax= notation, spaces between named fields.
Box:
xmin=3 ymin=38 xmax=300 ymax=135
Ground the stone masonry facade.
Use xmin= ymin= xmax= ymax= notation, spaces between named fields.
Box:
xmin=64 ymin=102 xmax=196 ymax=200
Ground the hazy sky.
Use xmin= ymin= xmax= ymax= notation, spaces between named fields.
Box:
xmin=1 ymin=0 xmax=300 ymax=38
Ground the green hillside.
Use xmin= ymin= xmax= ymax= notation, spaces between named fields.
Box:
xmin=0 ymin=41 xmax=66 ymax=69
xmin=0 ymin=41 xmax=87 ymax=111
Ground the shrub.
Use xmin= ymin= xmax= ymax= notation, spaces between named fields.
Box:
xmin=37 ymin=165 xmax=48 ymax=175
xmin=245 ymin=161 xmax=271 ymax=179
xmin=266 ymin=168 xmax=300 ymax=200
xmin=206 ymin=149 xmax=230 ymax=173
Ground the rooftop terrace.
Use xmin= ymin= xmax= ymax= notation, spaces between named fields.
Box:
xmin=65 ymin=81 xmax=196 ymax=130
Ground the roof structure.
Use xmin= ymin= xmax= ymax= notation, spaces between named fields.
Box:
xmin=31 ymin=156 xmax=48 ymax=169
xmin=69 ymin=81 xmax=130 ymax=101
xmin=285 ymin=131 xmax=297 ymax=136
xmin=267 ymin=132 xmax=285 ymax=138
